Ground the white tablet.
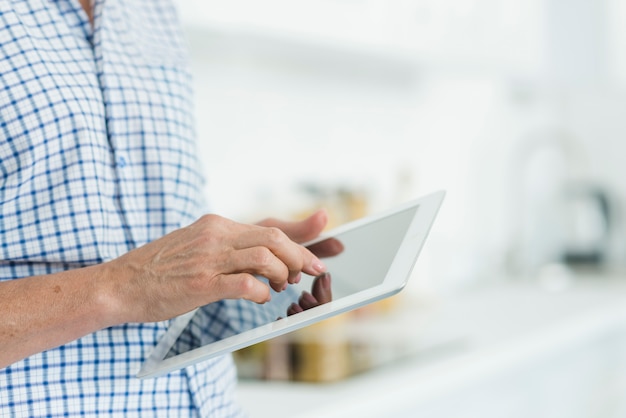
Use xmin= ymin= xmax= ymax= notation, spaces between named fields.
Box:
xmin=137 ymin=190 xmax=445 ymax=379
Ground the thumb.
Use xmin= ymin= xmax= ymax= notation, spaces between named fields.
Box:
xmin=257 ymin=209 xmax=328 ymax=244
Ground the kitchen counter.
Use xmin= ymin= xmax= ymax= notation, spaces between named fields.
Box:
xmin=236 ymin=275 xmax=626 ymax=418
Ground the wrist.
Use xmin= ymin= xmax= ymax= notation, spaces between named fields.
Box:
xmin=91 ymin=260 xmax=130 ymax=328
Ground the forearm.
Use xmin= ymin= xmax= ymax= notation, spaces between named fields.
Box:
xmin=0 ymin=213 xmax=330 ymax=369
xmin=0 ymin=262 xmax=119 ymax=369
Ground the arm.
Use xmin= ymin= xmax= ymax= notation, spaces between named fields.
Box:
xmin=0 ymin=263 xmax=116 ymax=369
xmin=0 ymin=213 xmax=327 ymax=369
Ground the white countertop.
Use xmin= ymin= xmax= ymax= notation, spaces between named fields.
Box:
xmin=236 ymin=276 xmax=626 ymax=418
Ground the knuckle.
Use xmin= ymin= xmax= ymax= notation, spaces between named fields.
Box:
xmin=195 ymin=214 xmax=231 ymax=246
xmin=235 ymin=274 xmax=258 ymax=299
xmin=252 ymin=247 xmax=273 ymax=267
xmin=198 ymin=213 xmax=218 ymax=225
xmin=237 ymin=275 xmax=256 ymax=296
xmin=265 ymin=227 xmax=286 ymax=245
xmin=198 ymin=214 xmax=227 ymax=231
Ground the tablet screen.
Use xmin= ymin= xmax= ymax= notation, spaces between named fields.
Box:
xmin=164 ymin=205 xmax=418 ymax=359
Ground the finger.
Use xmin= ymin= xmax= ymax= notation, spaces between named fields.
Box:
xmin=234 ymin=227 xmax=326 ymax=281
xmin=307 ymin=238 xmax=344 ymax=258
xmin=298 ymin=291 xmax=319 ymax=310
xmin=257 ymin=209 xmax=328 ymax=244
xmin=287 ymin=302 xmax=303 ymax=316
xmin=212 ymin=273 xmax=271 ymax=304
xmin=311 ymin=273 xmax=332 ymax=304
xmin=225 ymin=247 xmax=289 ymax=292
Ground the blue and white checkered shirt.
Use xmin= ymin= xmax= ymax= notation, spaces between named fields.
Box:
xmin=0 ymin=1 xmax=248 ymax=416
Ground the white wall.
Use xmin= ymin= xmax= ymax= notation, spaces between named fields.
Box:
xmin=180 ymin=0 xmax=626 ymax=292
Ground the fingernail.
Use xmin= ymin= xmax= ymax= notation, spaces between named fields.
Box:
xmin=294 ymin=272 xmax=302 ymax=284
xmin=312 ymin=259 xmax=326 ymax=274
xmin=282 ymin=282 xmax=288 ymax=291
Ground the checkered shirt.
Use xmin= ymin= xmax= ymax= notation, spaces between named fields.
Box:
xmin=0 ymin=1 xmax=249 ymax=416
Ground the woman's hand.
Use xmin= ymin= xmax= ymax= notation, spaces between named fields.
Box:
xmin=0 ymin=210 xmax=340 ymax=368
xmin=104 ymin=214 xmax=328 ymax=324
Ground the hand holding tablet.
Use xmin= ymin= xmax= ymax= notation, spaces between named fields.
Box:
xmin=138 ymin=190 xmax=445 ymax=378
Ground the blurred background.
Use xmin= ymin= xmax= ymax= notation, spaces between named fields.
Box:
xmin=175 ymin=0 xmax=626 ymax=416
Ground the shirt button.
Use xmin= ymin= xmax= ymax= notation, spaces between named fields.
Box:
xmin=116 ymin=156 xmax=127 ymax=168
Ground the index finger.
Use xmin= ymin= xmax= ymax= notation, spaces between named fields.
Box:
xmin=234 ymin=226 xmax=327 ymax=284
